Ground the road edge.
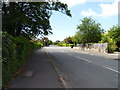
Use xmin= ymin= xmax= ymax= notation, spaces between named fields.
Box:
xmin=44 ymin=48 xmax=69 ymax=89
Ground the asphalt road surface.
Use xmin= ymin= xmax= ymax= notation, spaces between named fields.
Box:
xmin=44 ymin=46 xmax=119 ymax=88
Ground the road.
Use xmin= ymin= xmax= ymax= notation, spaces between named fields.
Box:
xmin=44 ymin=46 xmax=119 ymax=88
xmin=10 ymin=46 xmax=119 ymax=88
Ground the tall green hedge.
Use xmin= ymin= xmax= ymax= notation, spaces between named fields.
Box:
xmin=2 ymin=33 xmax=43 ymax=88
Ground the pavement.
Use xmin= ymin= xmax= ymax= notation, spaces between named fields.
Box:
xmin=9 ymin=48 xmax=63 ymax=88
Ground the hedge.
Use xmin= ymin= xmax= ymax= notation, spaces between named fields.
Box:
xmin=55 ymin=43 xmax=75 ymax=47
xmin=2 ymin=32 xmax=43 ymax=88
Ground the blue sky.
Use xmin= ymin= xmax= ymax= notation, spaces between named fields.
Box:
xmin=47 ymin=0 xmax=118 ymax=42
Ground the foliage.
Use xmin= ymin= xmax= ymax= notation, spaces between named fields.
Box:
xmin=61 ymin=43 xmax=75 ymax=47
xmin=107 ymin=38 xmax=117 ymax=53
xmin=62 ymin=36 xmax=76 ymax=47
xmin=2 ymin=32 xmax=43 ymax=87
xmin=99 ymin=33 xmax=117 ymax=53
xmin=2 ymin=2 xmax=71 ymax=38
xmin=42 ymin=37 xmax=52 ymax=46
xmin=53 ymin=41 xmax=75 ymax=47
xmin=99 ymin=33 xmax=109 ymax=43
xmin=74 ymin=33 xmax=82 ymax=44
xmin=53 ymin=40 xmax=61 ymax=45
xmin=63 ymin=37 xmax=73 ymax=44
xmin=76 ymin=17 xmax=103 ymax=44
xmin=108 ymin=25 xmax=120 ymax=48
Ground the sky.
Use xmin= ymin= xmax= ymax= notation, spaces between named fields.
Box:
xmin=47 ymin=0 xmax=119 ymax=42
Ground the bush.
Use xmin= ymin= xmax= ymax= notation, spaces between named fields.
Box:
xmin=100 ymin=33 xmax=117 ymax=53
xmin=108 ymin=39 xmax=117 ymax=53
xmin=2 ymin=32 xmax=42 ymax=87
xmin=2 ymin=33 xmax=17 ymax=87
xmin=31 ymin=41 xmax=43 ymax=49
xmin=56 ymin=43 xmax=75 ymax=47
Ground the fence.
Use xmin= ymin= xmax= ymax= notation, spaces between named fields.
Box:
xmin=76 ymin=43 xmax=108 ymax=53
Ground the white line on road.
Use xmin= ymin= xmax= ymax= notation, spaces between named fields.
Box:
xmin=68 ymin=53 xmax=119 ymax=74
xmin=76 ymin=55 xmax=120 ymax=73
xmin=103 ymin=66 xmax=120 ymax=73
xmin=76 ymin=56 xmax=92 ymax=63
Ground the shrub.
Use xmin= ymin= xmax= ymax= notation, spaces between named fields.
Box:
xmin=2 ymin=32 xmax=17 ymax=86
xmin=2 ymin=32 xmax=42 ymax=87
xmin=100 ymin=33 xmax=117 ymax=53
xmin=60 ymin=43 xmax=75 ymax=47
xmin=107 ymin=38 xmax=117 ymax=53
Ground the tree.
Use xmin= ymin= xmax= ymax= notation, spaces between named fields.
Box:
xmin=42 ymin=37 xmax=52 ymax=46
xmin=100 ymin=33 xmax=109 ymax=43
xmin=74 ymin=32 xmax=82 ymax=44
xmin=76 ymin=17 xmax=103 ymax=44
xmin=53 ymin=40 xmax=61 ymax=45
xmin=2 ymin=1 xmax=71 ymax=38
xmin=108 ymin=25 xmax=120 ymax=48
xmin=63 ymin=37 xmax=73 ymax=44
xmin=99 ymin=33 xmax=117 ymax=53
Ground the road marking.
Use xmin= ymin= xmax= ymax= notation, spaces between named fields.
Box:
xmin=76 ymin=55 xmax=119 ymax=73
xmin=76 ymin=56 xmax=92 ymax=63
xmin=70 ymin=54 xmax=119 ymax=74
xmin=103 ymin=66 xmax=120 ymax=73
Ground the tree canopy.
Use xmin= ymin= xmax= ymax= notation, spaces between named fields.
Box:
xmin=63 ymin=36 xmax=74 ymax=44
xmin=75 ymin=17 xmax=103 ymax=44
xmin=2 ymin=1 xmax=71 ymax=38
xmin=108 ymin=25 xmax=120 ymax=47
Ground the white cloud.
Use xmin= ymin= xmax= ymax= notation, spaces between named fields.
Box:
xmin=100 ymin=0 xmax=118 ymax=17
xmin=59 ymin=0 xmax=86 ymax=7
xmin=81 ymin=9 xmax=99 ymax=16
xmin=80 ymin=0 xmax=119 ymax=17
